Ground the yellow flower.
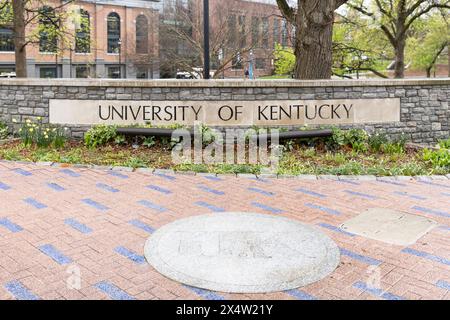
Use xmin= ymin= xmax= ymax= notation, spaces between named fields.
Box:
xmin=29 ymin=128 xmax=34 ymax=133
xmin=12 ymin=119 xmax=17 ymax=123
xmin=26 ymin=119 xmax=31 ymax=124
xmin=37 ymin=117 xmax=42 ymax=121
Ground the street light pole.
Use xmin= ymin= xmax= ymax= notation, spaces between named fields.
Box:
xmin=118 ymin=38 xmax=122 ymax=79
xmin=203 ymin=0 xmax=210 ymax=80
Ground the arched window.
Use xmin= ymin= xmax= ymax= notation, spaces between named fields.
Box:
xmin=39 ymin=6 xmax=58 ymax=53
xmin=107 ymin=12 xmax=120 ymax=53
xmin=135 ymin=15 xmax=148 ymax=54
xmin=75 ymin=9 xmax=90 ymax=53
xmin=0 ymin=26 xmax=14 ymax=52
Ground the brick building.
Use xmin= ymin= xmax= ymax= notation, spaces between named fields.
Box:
xmin=0 ymin=0 xmax=160 ymax=79
xmin=159 ymin=0 xmax=293 ymax=78
xmin=0 ymin=0 xmax=291 ymax=79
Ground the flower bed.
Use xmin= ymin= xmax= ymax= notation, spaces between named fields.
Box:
xmin=0 ymin=120 xmax=448 ymax=176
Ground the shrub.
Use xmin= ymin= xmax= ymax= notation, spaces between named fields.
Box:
xmin=199 ymin=124 xmax=218 ymax=146
xmin=326 ymin=128 xmax=368 ymax=152
xmin=84 ymin=125 xmax=117 ymax=148
xmin=17 ymin=118 xmax=66 ymax=148
xmin=386 ymin=134 xmax=407 ymax=154
xmin=423 ymin=148 xmax=450 ymax=169
xmin=0 ymin=121 xmax=8 ymax=140
xmin=368 ymin=133 xmax=388 ymax=153
xmin=439 ymin=138 xmax=450 ymax=150
xmin=142 ymin=136 xmax=156 ymax=148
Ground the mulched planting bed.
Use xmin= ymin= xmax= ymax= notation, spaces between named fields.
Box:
xmin=1 ymin=139 xmax=448 ymax=176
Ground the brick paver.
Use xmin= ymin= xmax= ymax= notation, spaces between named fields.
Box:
xmin=0 ymin=161 xmax=449 ymax=300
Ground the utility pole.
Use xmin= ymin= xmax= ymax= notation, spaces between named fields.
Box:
xmin=203 ymin=0 xmax=210 ymax=79
xmin=118 ymin=38 xmax=122 ymax=78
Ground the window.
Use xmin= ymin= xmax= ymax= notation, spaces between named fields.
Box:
xmin=107 ymin=12 xmax=121 ymax=53
xmin=262 ymin=17 xmax=269 ymax=49
xmin=107 ymin=66 xmax=121 ymax=78
xmin=75 ymin=9 xmax=90 ymax=53
xmin=238 ymin=15 xmax=246 ymax=49
xmin=75 ymin=65 xmax=90 ymax=78
xmin=251 ymin=17 xmax=260 ymax=48
xmin=232 ymin=54 xmax=242 ymax=70
xmin=136 ymin=15 xmax=149 ymax=54
xmin=228 ymin=14 xmax=237 ymax=48
xmin=281 ymin=19 xmax=288 ymax=47
xmin=273 ymin=18 xmax=279 ymax=48
xmin=40 ymin=67 xmax=57 ymax=78
xmin=136 ymin=67 xmax=148 ymax=79
xmin=255 ymin=58 xmax=265 ymax=70
xmin=0 ymin=27 xmax=14 ymax=52
xmin=39 ymin=6 xmax=58 ymax=53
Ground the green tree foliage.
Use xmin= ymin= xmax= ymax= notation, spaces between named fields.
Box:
xmin=407 ymin=12 xmax=449 ymax=77
xmin=273 ymin=43 xmax=295 ymax=76
xmin=333 ymin=12 xmax=391 ymax=78
xmin=346 ymin=0 xmax=450 ymax=78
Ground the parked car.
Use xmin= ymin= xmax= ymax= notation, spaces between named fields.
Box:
xmin=176 ymin=68 xmax=215 ymax=79
xmin=0 ymin=72 xmax=16 ymax=78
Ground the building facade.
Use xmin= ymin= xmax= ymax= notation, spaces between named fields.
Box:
xmin=0 ymin=0 xmax=291 ymax=79
xmin=0 ymin=0 xmax=160 ymax=79
xmin=159 ymin=0 xmax=293 ymax=78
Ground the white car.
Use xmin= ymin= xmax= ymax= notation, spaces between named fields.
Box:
xmin=0 ymin=72 xmax=16 ymax=78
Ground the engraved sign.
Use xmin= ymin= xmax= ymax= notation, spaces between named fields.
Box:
xmin=144 ymin=213 xmax=340 ymax=293
xmin=49 ymin=98 xmax=401 ymax=126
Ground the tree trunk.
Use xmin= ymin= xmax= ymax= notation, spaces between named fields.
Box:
xmin=293 ymin=1 xmax=335 ymax=79
xmin=448 ymin=43 xmax=450 ymax=77
xmin=12 ymin=0 xmax=27 ymax=78
xmin=426 ymin=67 xmax=431 ymax=78
xmin=394 ymin=36 xmax=406 ymax=79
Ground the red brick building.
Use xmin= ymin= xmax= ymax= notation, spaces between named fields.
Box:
xmin=0 ymin=0 xmax=291 ymax=79
xmin=0 ymin=0 xmax=160 ymax=79
xmin=160 ymin=0 xmax=293 ymax=78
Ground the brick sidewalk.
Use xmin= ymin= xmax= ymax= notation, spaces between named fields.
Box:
xmin=0 ymin=161 xmax=449 ymax=300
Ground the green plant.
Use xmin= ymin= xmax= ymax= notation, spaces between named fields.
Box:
xmin=439 ymin=138 xmax=450 ymax=149
xmin=344 ymin=129 xmax=369 ymax=151
xmin=124 ymin=157 xmax=147 ymax=169
xmin=199 ymin=124 xmax=218 ymax=146
xmin=0 ymin=121 xmax=8 ymax=139
xmin=383 ymin=134 xmax=407 ymax=155
xmin=368 ymin=133 xmax=388 ymax=153
xmin=326 ymin=128 xmax=368 ymax=152
xmin=16 ymin=118 xmax=66 ymax=148
xmin=114 ymin=135 xmax=126 ymax=145
xmin=142 ymin=136 xmax=156 ymax=148
xmin=84 ymin=125 xmax=117 ymax=148
xmin=423 ymin=148 xmax=450 ymax=169
xmin=383 ymin=143 xmax=404 ymax=155
xmin=282 ymin=139 xmax=296 ymax=152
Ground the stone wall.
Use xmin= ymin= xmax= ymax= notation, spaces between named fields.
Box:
xmin=0 ymin=78 xmax=448 ymax=143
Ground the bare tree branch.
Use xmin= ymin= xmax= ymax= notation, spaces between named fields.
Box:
xmin=275 ymin=0 xmax=296 ymax=24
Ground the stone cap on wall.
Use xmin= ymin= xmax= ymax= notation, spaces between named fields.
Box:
xmin=1 ymin=78 xmax=449 ymax=88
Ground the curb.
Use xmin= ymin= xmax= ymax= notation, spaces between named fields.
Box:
xmin=0 ymin=159 xmax=449 ymax=181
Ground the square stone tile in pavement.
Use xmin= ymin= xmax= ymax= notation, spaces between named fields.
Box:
xmin=0 ymin=161 xmax=449 ymax=300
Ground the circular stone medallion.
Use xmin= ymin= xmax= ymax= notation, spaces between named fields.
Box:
xmin=144 ymin=212 xmax=340 ymax=293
